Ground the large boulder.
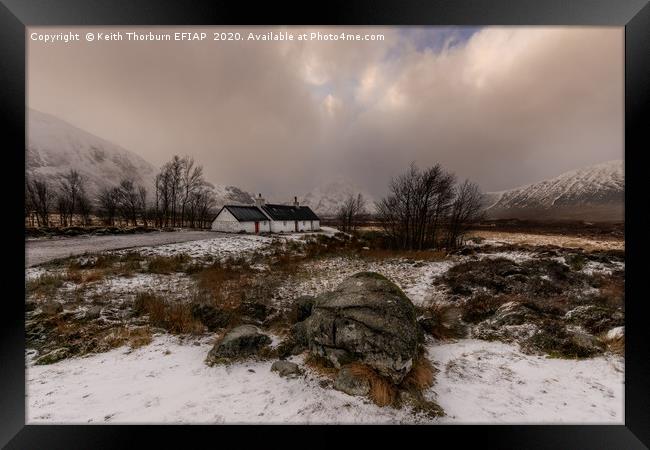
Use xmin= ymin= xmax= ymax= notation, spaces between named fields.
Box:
xmin=304 ymin=272 xmax=420 ymax=384
xmin=205 ymin=325 xmax=271 ymax=365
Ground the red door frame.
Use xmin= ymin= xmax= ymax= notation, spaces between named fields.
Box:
xmin=255 ymin=221 xmax=259 ymax=233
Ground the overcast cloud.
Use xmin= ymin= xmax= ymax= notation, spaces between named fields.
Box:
xmin=27 ymin=26 xmax=623 ymax=198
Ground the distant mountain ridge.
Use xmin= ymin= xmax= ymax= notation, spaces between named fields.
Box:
xmin=483 ymin=160 xmax=624 ymax=222
xmin=27 ymin=109 xmax=157 ymax=196
xmin=301 ymin=179 xmax=376 ymax=217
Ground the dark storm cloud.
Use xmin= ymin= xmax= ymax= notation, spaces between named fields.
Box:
xmin=28 ymin=26 xmax=623 ymax=198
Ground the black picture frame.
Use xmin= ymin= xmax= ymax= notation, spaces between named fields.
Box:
xmin=2 ymin=0 xmax=648 ymax=448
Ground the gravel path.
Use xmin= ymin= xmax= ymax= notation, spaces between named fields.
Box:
xmin=25 ymin=231 xmax=218 ymax=267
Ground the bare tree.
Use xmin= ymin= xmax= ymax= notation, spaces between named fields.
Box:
xmin=337 ymin=193 xmax=366 ymax=232
xmin=377 ymin=163 xmax=456 ymax=250
xmin=26 ymin=177 xmax=53 ymax=227
xmin=445 ymin=180 xmax=484 ymax=248
xmin=97 ymin=186 xmax=120 ymax=226
xmin=57 ymin=170 xmax=86 ymax=226
xmin=377 ymin=163 xmax=481 ymax=250
xmin=116 ymin=179 xmax=141 ymax=226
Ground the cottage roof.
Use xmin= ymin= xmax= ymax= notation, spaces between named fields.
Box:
xmin=219 ymin=205 xmax=269 ymax=222
xmin=260 ymin=204 xmax=320 ymax=221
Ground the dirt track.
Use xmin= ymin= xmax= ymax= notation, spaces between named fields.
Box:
xmin=25 ymin=231 xmax=217 ymax=267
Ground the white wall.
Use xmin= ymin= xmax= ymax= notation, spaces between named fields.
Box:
xmin=211 ymin=208 xmax=273 ymax=233
xmin=211 ymin=207 xmax=319 ymax=234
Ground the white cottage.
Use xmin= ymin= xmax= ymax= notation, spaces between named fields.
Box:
xmin=211 ymin=194 xmax=320 ymax=234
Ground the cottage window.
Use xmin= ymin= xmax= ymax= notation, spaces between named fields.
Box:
xmin=283 ymin=221 xmax=286 ymax=226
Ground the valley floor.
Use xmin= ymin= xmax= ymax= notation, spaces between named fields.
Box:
xmin=25 ymin=229 xmax=625 ymax=424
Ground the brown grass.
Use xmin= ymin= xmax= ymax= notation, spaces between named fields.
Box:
xmin=103 ymin=326 xmax=153 ymax=349
xmin=304 ymin=353 xmax=339 ymax=379
xmin=26 ymin=274 xmax=65 ymax=297
xmin=146 ymin=254 xmax=190 ymax=274
xmin=420 ymin=303 xmax=466 ymax=340
xmin=607 ymin=336 xmax=624 ymax=356
xmin=400 ymin=354 xmax=435 ymax=391
xmin=134 ymin=292 xmax=204 ymax=334
xmin=347 ymin=363 xmax=398 ymax=407
xmin=591 ymin=274 xmax=624 ymax=309
xmin=361 ymin=249 xmax=447 ymax=262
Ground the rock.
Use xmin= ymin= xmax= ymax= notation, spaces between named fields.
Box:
xmin=191 ymin=302 xmax=231 ymax=331
xmin=34 ymin=348 xmax=69 ymax=365
xmin=40 ymin=301 xmax=63 ymax=316
xmin=290 ymin=296 xmax=317 ymax=323
xmin=334 ymin=366 xmax=371 ymax=397
xmin=606 ymin=326 xmax=624 ymax=341
xmin=205 ymin=325 xmax=271 ymax=365
xmin=84 ymin=305 xmax=102 ymax=320
xmin=323 ymin=348 xmax=354 ymax=369
xmin=304 ymin=272 xmax=420 ymax=384
xmin=238 ymin=300 xmax=277 ymax=325
xmin=270 ymin=360 xmax=302 ymax=377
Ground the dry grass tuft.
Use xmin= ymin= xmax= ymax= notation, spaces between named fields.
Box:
xmin=347 ymin=362 xmax=398 ymax=407
xmin=26 ymin=274 xmax=65 ymax=297
xmin=304 ymin=353 xmax=339 ymax=379
xmin=401 ymin=354 xmax=436 ymax=391
xmin=103 ymin=326 xmax=153 ymax=349
xmin=134 ymin=292 xmax=204 ymax=334
xmin=146 ymin=254 xmax=190 ymax=274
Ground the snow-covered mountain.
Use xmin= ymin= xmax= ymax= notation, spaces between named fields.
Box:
xmin=27 ymin=109 xmax=157 ymax=195
xmin=212 ymin=185 xmax=255 ymax=208
xmin=301 ymin=179 xmax=376 ymax=217
xmin=483 ymin=160 xmax=624 ymax=221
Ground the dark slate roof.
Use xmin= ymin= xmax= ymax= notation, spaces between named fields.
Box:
xmin=260 ymin=204 xmax=320 ymax=221
xmin=220 ymin=205 xmax=269 ymax=222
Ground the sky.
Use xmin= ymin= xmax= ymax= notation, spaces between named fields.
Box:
xmin=27 ymin=26 xmax=624 ymax=199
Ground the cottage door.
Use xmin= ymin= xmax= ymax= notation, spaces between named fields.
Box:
xmin=255 ymin=222 xmax=259 ymax=233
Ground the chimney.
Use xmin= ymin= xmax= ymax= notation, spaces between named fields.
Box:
xmin=293 ymin=196 xmax=299 ymax=207
xmin=255 ymin=193 xmax=265 ymax=207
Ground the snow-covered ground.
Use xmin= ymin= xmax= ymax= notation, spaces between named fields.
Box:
xmin=469 ymin=230 xmax=624 ymax=252
xmin=25 ymin=229 xmax=625 ymax=424
xmin=429 ymin=340 xmax=623 ymax=424
xmin=26 ymin=335 xmax=623 ymax=424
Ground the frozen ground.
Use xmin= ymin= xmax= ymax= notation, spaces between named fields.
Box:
xmin=469 ymin=230 xmax=624 ymax=252
xmin=25 ymin=229 xmax=625 ymax=424
xmin=26 ymin=335 xmax=623 ymax=424
xmin=25 ymin=231 xmax=217 ymax=267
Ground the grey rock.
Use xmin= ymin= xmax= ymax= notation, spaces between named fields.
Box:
xmin=191 ymin=302 xmax=231 ymax=331
xmin=40 ymin=301 xmax=63 ymax=316
xmin=270 ymin=360 xmax=302 ymax=377
xmin=205 ymin=325 xmax=271 ymax=365
xmin=84 ymin=305 xmax=103 ymax=320
xmin=304 ymin=272 xmax=420 ymax=384
xmin=334 ymin=366 xmax=370 ymax=397
xmin=291 ymin=295 xmax=317 ymax=323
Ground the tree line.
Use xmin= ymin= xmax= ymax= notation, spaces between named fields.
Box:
xmin=376 ymin=163 xmax=483 ymax=249
xmin=337 ymin=163 xmax=483 ymax=250
xmin=25 ymin=155 xmax=217 ymax=229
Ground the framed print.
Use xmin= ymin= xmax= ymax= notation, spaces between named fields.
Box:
xmin=1 ymin=0 xmax=649 ymax=448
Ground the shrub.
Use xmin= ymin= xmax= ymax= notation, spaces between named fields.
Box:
xmin=26 ymin=274 xmax=65 ymax=297
xmin=146 ymin=254 xmax=190 ymax=274
xmin=133 ymin=292 xmax=203 ymax=334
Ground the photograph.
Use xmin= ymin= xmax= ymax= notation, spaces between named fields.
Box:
xmin=24 ymin=25 xmax=626 ymax=425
